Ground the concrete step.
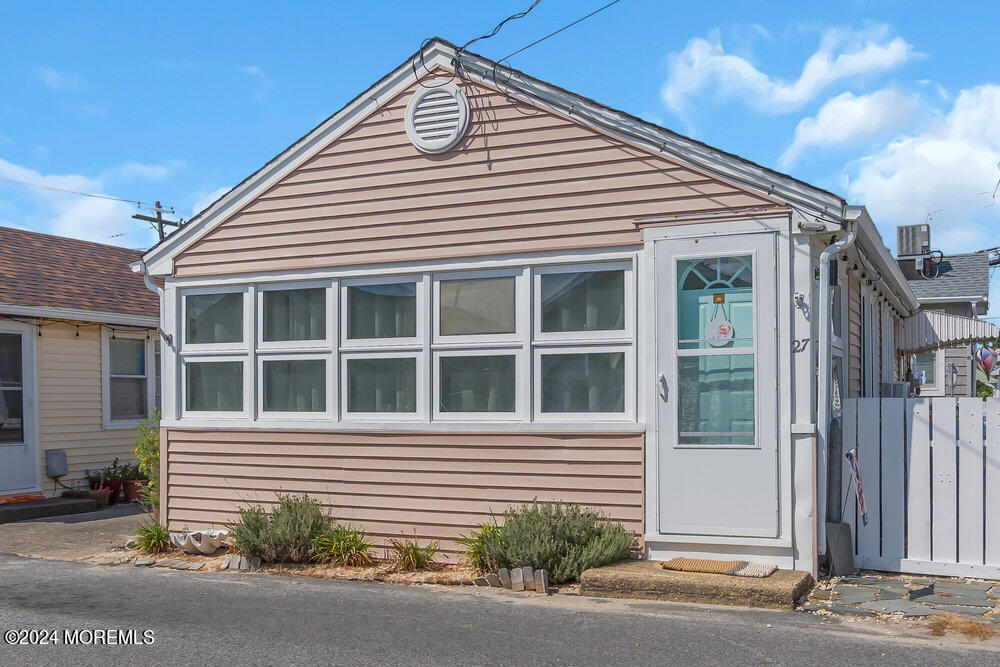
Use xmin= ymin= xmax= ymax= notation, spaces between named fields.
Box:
xmin=0 ymin=497 xmax=98 ymax=524
xmin=580 ymin=560 xmax=814 ymax=610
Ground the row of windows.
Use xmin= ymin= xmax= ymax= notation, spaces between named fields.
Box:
xmin=176 ymin=262 xmax=635 ymax=422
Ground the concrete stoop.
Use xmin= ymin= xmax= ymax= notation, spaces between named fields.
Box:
xmin=0 ymin=497 xmax=98 ymax=524
xmin=579 ymin=560 xmax=814 ymax=610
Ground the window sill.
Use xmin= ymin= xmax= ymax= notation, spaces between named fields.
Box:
xmin=103 ymin=420 xmax=143 ymax=430
xmin=160 ymin=418 xmax=647 ymax=434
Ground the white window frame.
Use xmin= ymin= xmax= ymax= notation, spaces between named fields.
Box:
xmin=432 ymin=268 xmax=527 ymax=345
xmin=532 ymin=261 xmax=634 ymax=343
xmin=257 ymin=353 xmax=335 ymax=421
xmin=433 ymin=347 xmax=527 ymax=421
xmin=180 ymin=355 xmax=250 ymax=419
xmin=340 ymin=275 xmax=425 ymax=350
xmin=533 ymin=343 xmax=635 ymax=422
xmin=256 ymin=280 xmax=336 ymax=351
xmin=181 ymin=285 xmax=250 ymax=354
xmin=340 ymin=351 xmax=426 ymax=421
xmin=914 ymin=348 xmax=945 ymax=396
xmin=101 ymin=328 xmax=157 ymax=429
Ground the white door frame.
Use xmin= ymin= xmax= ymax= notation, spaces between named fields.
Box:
xmin=0 ymin=320 xmax=40 ymax=494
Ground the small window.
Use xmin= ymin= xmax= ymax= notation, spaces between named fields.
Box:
xmin=108 ymin=337 xmax=148 ymax=421
xmin=541 ymin=270 xmax=624 ymax=333
xmin=347 ymin=283 xmax=416 ymax=339
xmin=540 ymin=352 xmax=625 ymax=413
xmin=439 ymin=354 xmax=516 ymax=413
xmin=186 ymin=293 xmax=243 ymax=344
xmin=262 ymin=359 xmax=326 ymax=413
xmin=346 ymin=357 xmax=416 ymax=413
xmin=913 ymin=352 xmax=937 ymax=388
xmin=439 ymin=277 xmax=515 ymax=336
xmin=262 ymin=288 xmax=326 ymax=342
xmin=185 ymin=361 xmax=243 ymax=412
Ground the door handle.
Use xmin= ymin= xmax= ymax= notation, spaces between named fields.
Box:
xmin=658 ymin=374 xmax=668 ymax=402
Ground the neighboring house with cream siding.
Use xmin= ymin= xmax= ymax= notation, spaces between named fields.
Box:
xmin=136 ymin=39 xmax=998 ymax=575
xmin=0 ymin=227 xmax=160 ymax=496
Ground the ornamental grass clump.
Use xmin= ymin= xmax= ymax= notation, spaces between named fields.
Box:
xmin=315 ymin=524 xmax=377 ymax=567
xmin=230 ymin=493 xmax=332 ymax=563
xmin=481 ymin=501 xmax=634 ymax=584
xmin=457 ymin=522 xmax=502 ymax=572
xmin=389 ymin=531 xmax=440 ymax=571
xmin=132 ymin=520 xmax=171 ymax=554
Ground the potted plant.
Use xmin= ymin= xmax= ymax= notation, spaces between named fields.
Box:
xmin=121 ymin=463 xmax=148 ymax=502
xmin=101 ymin=458 xmax=127 ymax=504
xmin=84 ymin=470 xmax=103 ymax=491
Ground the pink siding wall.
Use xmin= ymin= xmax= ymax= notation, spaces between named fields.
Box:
xmin=172 ymin=77 xmax=782 ymax=277
xmin=164 ymin=429 xmax=644 ymax=557
xmin=847 ymin=272 xmax=862 ymax=398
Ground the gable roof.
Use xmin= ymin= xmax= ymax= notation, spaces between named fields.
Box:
xmin=141 ymin=37 xmax=847 ymax=275
xmin=906 ymin=252 xmax=990 ymax=303
xmin=0 ymin=226 xmax=159 ymax=323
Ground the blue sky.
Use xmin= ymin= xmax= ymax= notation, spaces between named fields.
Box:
xmin=1 ymin=1 xmax=998 ymax=296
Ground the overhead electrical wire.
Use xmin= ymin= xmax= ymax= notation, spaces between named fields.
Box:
xmin=0 ymin=175 xmax=161 ymax=212
xmin=498 ymin=0 xmax=622 ymax=62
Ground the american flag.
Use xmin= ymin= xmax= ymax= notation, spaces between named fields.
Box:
xmin=844 ymin=449 xmax=868 ymax=526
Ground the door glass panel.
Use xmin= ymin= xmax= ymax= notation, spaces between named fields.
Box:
xmin=677 ymin=355 xmax=754 ymax=445
xmin=677 ymin=256 xmax=753 ymax=350
xmin=0 ymin=333 xmax=23 ymax=443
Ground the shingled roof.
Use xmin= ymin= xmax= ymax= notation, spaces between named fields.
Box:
xmin=0 ymin=226 xmax=158 ymax=320
xmin=906 ymin=252 xmax=990 ymax=302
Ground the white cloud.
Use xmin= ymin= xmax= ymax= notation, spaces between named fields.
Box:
xmin=191 ymin=186 xmax=231 ymax=217
xmin=662 ymin=24 xmax=916 ymax=114
xmin=844 ymin=84 xmax=1000 ymax=253
xmin=0 ymin=157 xmax=157 ymax=248
xmin=34 ymin=66 xmax=83 ymax=92
xmin=114 ymin=160 xmax=186 ymax=181
xmin=241 ymin=65 xmax=272 ymax=102
xmin=780 ymin=89 xmax=917 ymax=168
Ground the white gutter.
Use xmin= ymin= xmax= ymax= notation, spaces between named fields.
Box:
xmin=818 ymin=223 xmax=857 ymax=530
xmin=130 ymin=260 xmax=171 ymax=346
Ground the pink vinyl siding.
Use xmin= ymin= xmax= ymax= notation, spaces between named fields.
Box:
xmin=172 ymin=77 xmax=782 ymax=277
xmin=847 ymin=272 xmax=862 ymax=398
xmin=163 ymin=429 xmax=644 ymax=557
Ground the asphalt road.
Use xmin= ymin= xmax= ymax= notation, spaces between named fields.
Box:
xmin=0 ymin=554 xmax=995 ymax=665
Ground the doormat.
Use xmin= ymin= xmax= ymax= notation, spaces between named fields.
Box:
xmin=661 ymin=557 xmax=778 ymax=578
xmin=0 ymin=492 xmax=45 ymax=505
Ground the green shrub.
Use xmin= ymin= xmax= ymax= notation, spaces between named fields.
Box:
xmin=481 ymin=501 xmax=634 ymax=584
xmin=315 ymin=524 xmax=376 ymax=566
xmin=133 ymin=409 xmax=161 ymax=508
xmin=133 ymin=520 xmax=171 ymax=554
xmin=388 ymin=531 xmax=440 ymax=571
xmin=457 ymin=522 xmax=502 ymax=572
xmin=977 ymin=380 xmax=995 ymax=398
xmin=229 ymin=493 xmax=332 ymax=563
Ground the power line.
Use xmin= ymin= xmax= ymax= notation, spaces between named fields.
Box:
xmin=0 ymin=175 xmax=159 ymax=211
xmin=499 ymin=0 xmax=623 ymax=62
xmin=460 ymin=0 xmax=541 ymax=52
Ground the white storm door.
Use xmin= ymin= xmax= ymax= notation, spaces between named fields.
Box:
xmin=0 ymin=322 xmax=38 ymax=494
xmin=655 ymin=233 xmax=779 ymax=538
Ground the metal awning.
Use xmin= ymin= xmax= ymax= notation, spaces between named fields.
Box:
xmin=898 ymin=310 xmax=999 ymax=354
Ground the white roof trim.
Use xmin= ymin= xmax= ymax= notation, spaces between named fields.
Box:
xmin=898 ymin=310 xmax=999 ymax=354
xmin=0 ymin=303 xmax=159 ymax=328
xmin=142 ymin=38 xmax=848 ymax=275
xmin=847 ymin=206 xmax=920 ymax=315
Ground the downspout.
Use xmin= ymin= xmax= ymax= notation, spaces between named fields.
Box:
xmin=130 ymin=260 xmax=170 ymax=346
xmin=817 ymin=223 xmax=856 ymax=533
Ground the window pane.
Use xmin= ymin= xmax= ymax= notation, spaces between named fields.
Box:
xmin=914 ymin=352 xmax=936 ymax=385
xmin=347 ymin=358 xmax=416 ymax=413
xmin=440 ymin=277 xmax=515 ymax=336
xmin=541 ymin=270 xmax=624 ymax=333
xmin=185 ymin=361 xmax=243 ymax=412
xmin=0 ymin=333 xmax=23 ymax=388
xmin=186 ymin=293 xmax=243 ymax=344
xmin=677 ymin=255 xmax=753 ymax=350
xmin=154 ymin=346 xmax=161 ymax=410
xmin=110 ymin=377 xmax=147 ymax=421
xmin=439 ymin=355 xmax=515 ymax=413
xmin=541 ymin=352 xmax=624 ymax=413
xmin=678 ymin=354 xmax=754 ymax=446
xmin=263 ymin=288 xmax=326 ymax=342
xmin=262 ymin=360 xmax=326 ymax=413
xmin=347 ymin=283 xmax=416 ymax=339
xmin=832 ymin=285 xmax=842 ymax=339
xmin=0 ymin=389 xmax=23 ymax=443
xmin=110 ymin=338 xmax=145 ymax=375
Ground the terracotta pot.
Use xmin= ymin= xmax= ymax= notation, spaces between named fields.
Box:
xmin=103 ymin=480 xmax=123 ymax=503
xmin=88 ymin=479 xmax=102 ymax=491
xmin=122 ymin=479 xmax=147 ymax=502
xmin=87 ymin=488 xmax=111 ymax=509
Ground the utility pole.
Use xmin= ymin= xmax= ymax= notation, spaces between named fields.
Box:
xmin=132 ymin=201 xmax=183 ymax=241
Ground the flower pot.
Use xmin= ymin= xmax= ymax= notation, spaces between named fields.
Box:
xmin=103 ymin=480 xmax=123 ymax=504
xmin=86 ymin=488 xmax=111 ymax=509
xmin=88 ymin=479 xmax=102 ymax=491
xmin=122 ymin=479 xmax=147 ymax=502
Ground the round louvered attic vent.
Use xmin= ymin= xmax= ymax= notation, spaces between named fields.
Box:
xmin=404 ymin=82 xmax=470 ymax=154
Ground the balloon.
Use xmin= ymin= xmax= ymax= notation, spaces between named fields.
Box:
xmin=976 ymin=346 xmax=996 ymax=377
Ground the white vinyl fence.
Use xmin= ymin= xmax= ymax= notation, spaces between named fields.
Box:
xmin=840 ymin=397 xmax=1000 ymax=578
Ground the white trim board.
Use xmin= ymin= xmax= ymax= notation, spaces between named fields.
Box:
xmin=141 ymin=39 xmax=850 ymax=276
xmin=0 ymin=303 xmax=158 ymax=328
